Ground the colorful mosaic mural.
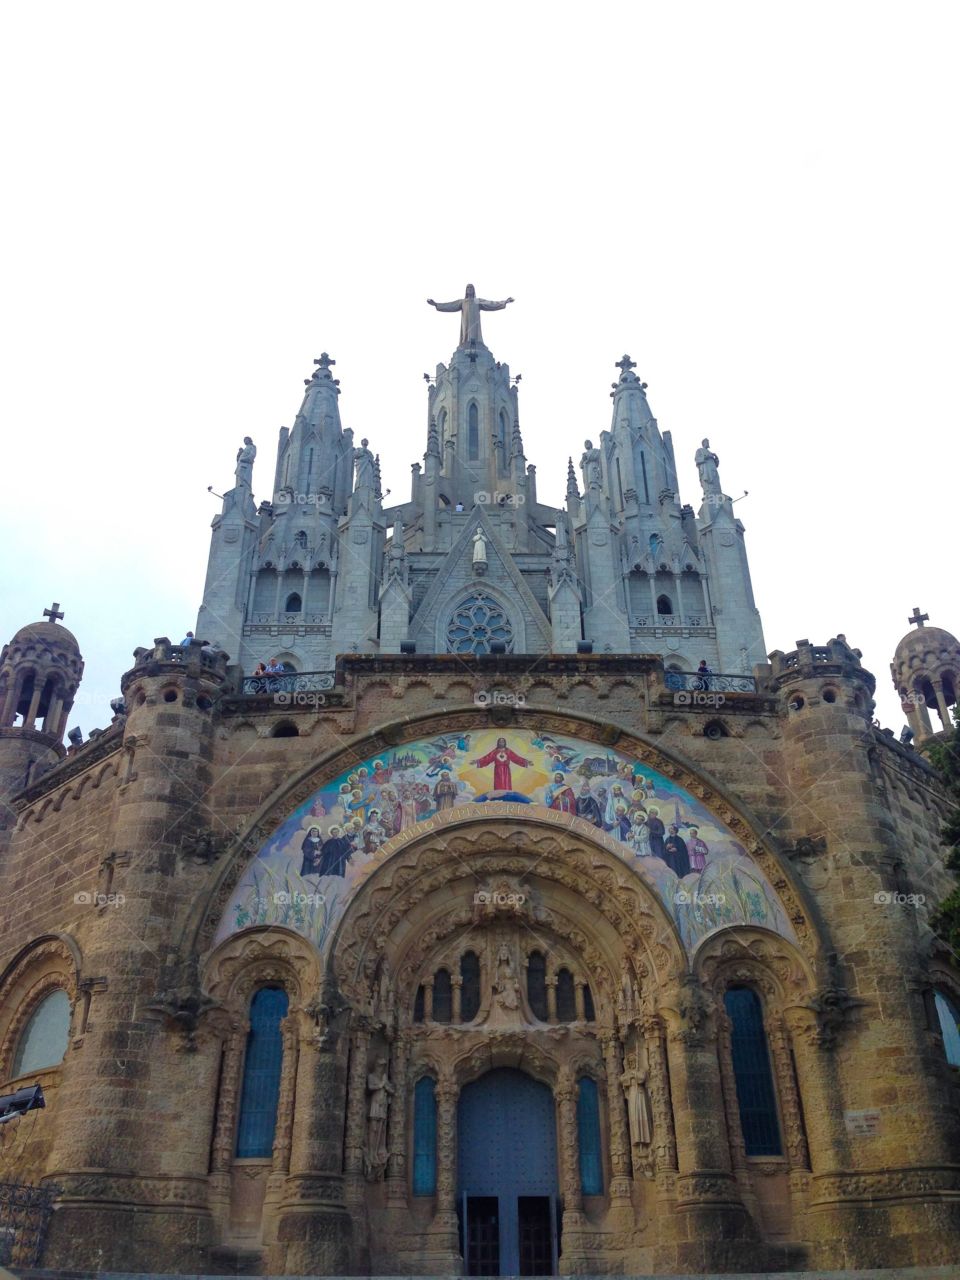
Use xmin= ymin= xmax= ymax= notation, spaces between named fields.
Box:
xmin=213 ymin=729 xmax=795 ymax=956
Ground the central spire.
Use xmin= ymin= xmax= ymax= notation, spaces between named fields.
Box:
xmin=426 ymin=283 xmax=515 ymax=349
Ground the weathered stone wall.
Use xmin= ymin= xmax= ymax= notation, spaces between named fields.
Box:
xmin=0 ymin=644 xmax=957 ymax=1275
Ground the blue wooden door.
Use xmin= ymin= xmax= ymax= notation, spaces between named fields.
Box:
xmin=458 ymin=1068 xmax=558 ymax=1274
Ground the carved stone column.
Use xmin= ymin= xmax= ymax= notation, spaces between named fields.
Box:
xmin=211 ymin=1019 xmax=246 ymax=1176
xmin=661 ymin=983 xmax=754 ymax=1253
xmin=575 ymin=980 xmax=586 ymax=1022
xmin=271 ymin=1012 xmax=301 ymax=1175
xmin=766 ymin=1011 xmax=811 ymax=1228
xmin=423 ymin=1069 xmax=461 ymax=1268
xmin=642 ymin=1015 xmax=678 ymax=1176
xmin=270 ymin=1027 xmax=352 ymax=1276
xmin=344 ymin=1024 xmax=370 ymax=1182
xmin=452 ymin=974 xmax=462 ymax=1023
xmin=601 ymin=1035 xmax=633 ymax=1201
xmin=386 ymin=1035 xmax=409 ymax=1205
xmin=715 ymin=1005 xmax=761 ymax=1220
xmin=555 ymin=1065 xmax=588 ymax=1273
xmin=546 ymin=975 xmax=558 ymax=1022
xmin=209 ymin=1018 xmax=247 ymax=1227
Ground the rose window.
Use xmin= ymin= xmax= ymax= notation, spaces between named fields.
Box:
xmin=446 ymin=593 xmax=514 ymax=654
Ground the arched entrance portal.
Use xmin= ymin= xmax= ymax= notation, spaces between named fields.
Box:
xmin=458 ymin=1068 xmax=559 ymax=1275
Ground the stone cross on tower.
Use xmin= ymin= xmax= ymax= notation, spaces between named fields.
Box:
xmin=616 ymin=354 xmax=637 ymax=374
xmin=43 ymin=602 xmax=64 ymax=624
xmin=908 ymin=607 xmax=929 ymax=629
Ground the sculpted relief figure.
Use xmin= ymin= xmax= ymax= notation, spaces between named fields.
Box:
xmin=695 ymin=438 xmax=722 ymax=497
xmin=235 ymin=436 xmax=256 ymax=488
xmin=581 ymin=439 xmax=602 ymax=490
xmin=353 ymin=437 xmax=376 ymax=491
xmin=620 ymin=1045 xmax=654 ymax=1176
xmin=364 ymin=1055 xmax=394 ymax=1180
xmin=493 ymin=944 xmax=521 ymax=1012
xmin=427 ymin=283 xmax=514 ymax=347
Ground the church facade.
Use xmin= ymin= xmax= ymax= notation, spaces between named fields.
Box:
xmin=1 ymin=290 xmax=960 ymax=1276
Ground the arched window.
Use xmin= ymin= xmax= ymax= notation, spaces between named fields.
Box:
xmin=724 ymin=986 xmax=782 ymax=1156
xmin=460 ymin=951 xmax=481 ymax=1022
xmin=935 ymin=991 xmax=960 ymax=1067
xmin=413 ymin=985 xmax=425 ymax=1024
xmin=577 ymin=1076 xmax=604 ymax=1195
xmin=236 ymin=987 xmax=288 ymax=1158
xmin=557 ymin=968 xmax=577 ymax=1021
xmin=583 ymin=984 xmax=596 ymax=1023
xmin=527 ymin=951 xmax=548 ymax=1021
xmin=12 ymin=989 xmax=70 ymax=1077
xmin=656 ymin=594 xmax=673 ymax=616
xmin=413 ymin=1076 xmax=437 ymax=1195
xmin=284 ymin=593 xmax=302 ymax=613
xmin=294 ymin=530 xmax=308 ymax=549
xmin=497 ymin=409 xmax=507 ymax=465
xmin=468 ymin=402 xmax=479 ymax=461
xmin=432 ymin=969 xmax=452 ymax=1023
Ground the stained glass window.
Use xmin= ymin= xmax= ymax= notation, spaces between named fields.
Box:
xmin=433 ymin=969 xmax=452 ymax=1023
xmin=557 ymin=968 xmax=577 ymax=1022
xmin=935 ymin=991 xmax=960 ymax=1067
xmin=236 ymin=987 xmax=288 ymax=1158
xmin=724 ymin=986 xmax=782 ymax=1157
xmin=577 ymin=1076 xmax=603 ymax=1194
xmin=446 ymin=593 xmax=514 ymax=655
xmin=460 ymin=952 xmax=481 ymax=1022
xmin=413 ymin=1076 xmax=437 ymax=1195
xmin=527 ymin=952 xmax=548 ymax=1021
xmin=12 ymin=989 xmax=70 ymax=1077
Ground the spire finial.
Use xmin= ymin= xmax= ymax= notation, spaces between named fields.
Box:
xmin=566 ymin=457 xmax=580 ymax=502
xmin=908 ymin=607 xmax=929 ymax=629
xmin=616 ymin=354 xmax=637 ymax=374
xmin=43 ymin=602 xmax=64 ymax=624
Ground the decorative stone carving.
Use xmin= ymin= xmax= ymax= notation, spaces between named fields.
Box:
xmin=364 ymin=1054 xmax=394 ymax=1181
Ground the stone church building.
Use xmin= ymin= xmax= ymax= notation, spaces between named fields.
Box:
xmin=1 ymin=288 xmax=960 ymax=1276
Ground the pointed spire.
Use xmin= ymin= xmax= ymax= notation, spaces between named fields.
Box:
xmin=566 ymin=457 xmax=580 ymax=503
xmin=374 ymin=453 xmax=383 ymax=501
xmin=510 ymin=419 xmax=525 ymax=459
xmin=426 ymin=417 xmax=441 ymax=459
xmin=307 ymin=352 xmax=341 ymax=391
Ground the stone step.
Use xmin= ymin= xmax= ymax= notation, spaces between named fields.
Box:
xmin=11 ymin=1268 xmax=960 ymax=1280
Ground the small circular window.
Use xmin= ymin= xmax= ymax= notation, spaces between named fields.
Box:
xmin=446 ymin=593 xmax=514 ymax=655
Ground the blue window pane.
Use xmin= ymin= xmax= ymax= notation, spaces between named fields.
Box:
xmin=724 ymin=986 xmax=782 ymax=1157
xmin=935 ymin=992 xmax=960 ymax=1067
xmin=413 ymin=1076 xmax=437 ymax=1195
xmin=432 ymin=969 xmax=452 ymax=1023
xmin=557 ymin=968 xmax=576 ymax=1021
xmin=12 ymin=989 xmax=70 ymax=1076
xmin=577 ymin=1076 xmax=603 ymax=1195
xmin=460 ymin=952 xmax=481 ymax=1023
xmin=527 ymin=952 xmax=547 ymax=1021
xmin=236 ymin=987 xmax=288 ymax=1158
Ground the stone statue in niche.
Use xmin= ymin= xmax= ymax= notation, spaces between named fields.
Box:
xmin=620 ymin=1044 xmax=655 ymax=1177
xmin=364 ymin=1054 xmax=394 ymax=1180
xmin=472 ymin=526 xmax=488 ymax=574
xmin=493 ymin=944 xmax=521 ymax=1013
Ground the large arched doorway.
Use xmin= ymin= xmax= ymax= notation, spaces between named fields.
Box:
xmin=458 ymin=1068 xmax=559 ymax=1275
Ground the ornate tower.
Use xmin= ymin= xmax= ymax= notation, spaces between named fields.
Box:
xmin=892 ymin=607 xmax=960 ymax=741
xmin=195 ymin=290 xmax=767 ymax=675
xmin=0 ymin=604 xmax=83 ymax=827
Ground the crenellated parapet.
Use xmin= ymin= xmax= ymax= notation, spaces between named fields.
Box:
xmin=768 ymin=635 xmax=877 ymax=697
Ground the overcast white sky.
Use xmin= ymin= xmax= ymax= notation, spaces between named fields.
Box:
xmin=1 ymin=2 xmax=954 ymax=736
